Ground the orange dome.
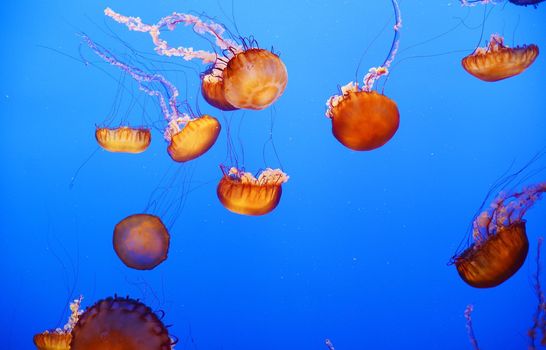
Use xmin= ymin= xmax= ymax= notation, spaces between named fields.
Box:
xmin=462 ymin=34 xmax=539 ymax=82
xmin=167 ymin=115 xmax=221 ymax=162
xmin=217 ymin=168 xmax=288 ymax=216
xmin=328 ymin=90 xmax=399 ymax=151
xmin=33 ymin=331 xmax=71 ymax=350
xmin=222 ymin=49 xmax=288 ymax=110
xmin=95 ymin=126 xmax=151 ymax=154
xmin=113 ymin=214 xmax=170 ymax=270
xmin=201 ymin=73 xmax=238 ymax=111
xmin=455 ymin=222 xmax=529 ymax=288
xmin=70 ymin=296 xmax=172 ymax=350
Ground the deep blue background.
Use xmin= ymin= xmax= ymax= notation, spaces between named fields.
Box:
xmin=1 ymin=1 xmax=545 ymax=349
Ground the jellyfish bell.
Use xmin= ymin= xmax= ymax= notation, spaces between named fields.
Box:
xmin=454 ymin=221 xmax=529 ymax=288
xmin=326 ymin=83 xmax=400 ymax=151
xmin=462 ymin=34 xmax=539 ymax=82
xmin=33 ymin=332 xmax=72 ymax=350
xmin=217 ymin=166 xmax=289 ymax=216
xmin=219 ymin=47 xmax=288 ymax=111
xmin=70 ymin=296 xmax=173 ymax=350
xmin=95 ymin=126 xmax=151 ymax=154
xmin=451 ymin=181 xmax=546 ymax=288
xmin=164 ymin=114 xmax=221 ymax=163
xmin=113 ymin=214 xmax=170 ymax=270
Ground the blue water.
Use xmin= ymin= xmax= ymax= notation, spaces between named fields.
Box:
xmin=1 ymin=0 xmax=545 ymax=349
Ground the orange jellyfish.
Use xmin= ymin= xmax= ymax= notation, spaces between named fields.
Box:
xmin=462 ymin=34 xmax=539 ymax=82
xmin=217 ymin=166 xmax=289 ymax=216
xmin=451 ymin=181 xmax=546 ymax=288
xmin=70 ymin=296 xmax=173 ymax=350
xmin=33 ymin=296 xmax=83 ymax=350
xmin=325 ymin=0 xmax=401 ymax=151
xmin=113 ymin=214 xmax=170 ymax=270
xmin=95 ymin=126 xmax=151 ymax=154
xmin=104 ymin=8 xmax=288 ymax=111
xmin=165 ymin=114 xmax=221 ymax=162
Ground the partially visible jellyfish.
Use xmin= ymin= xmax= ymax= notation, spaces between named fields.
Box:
xmin=461 ymin=0 xmax=545 ymax=6
xmin=462 ymin=34 xmax=539 ymax=82
xmin=95 ymin=126 xmax=151 ymax=154
xmin=113 ymin=214 xmax=170 ymax=270
xmin=451 ymin=181 xmax=546 ymax=288
xmin=70 ymin=296 xmax=173 ymax=349
xmin=33 ymin=296 xmax=83 ymax=350
xmin=325 ymin=0 xmax=401 ymax=151
xmin=83 ymin=34 xmax=221 ymax=162
xmin=217 ymin=166 xmax=289 ymax=216
xmin=105 ymin=8 xmax=288 ymax=111
xmin=509 ymin=0 xmax=546 ymax=6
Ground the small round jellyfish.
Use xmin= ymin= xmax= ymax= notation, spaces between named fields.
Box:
xmin=325 ymin=0 xmax=402 ymax=151
xmin=217 ymin=167 xmax=289 ymax=216
xmin=70 ymin=296 xmax=172 ymax=350
xmin=95 ymin=126 xmax=151 ymax=154
xmin=462 ymin=34 xmax=539 ymax=82
xmin=104 ymin=8 xmax=288 ymax=111
xmin=113 ymin=214 xmax=170 ymax=270
xmin=452 ymin=182 xmax=546 ymax=288
xmin=165 ymin=114 xmax=221 ymax=162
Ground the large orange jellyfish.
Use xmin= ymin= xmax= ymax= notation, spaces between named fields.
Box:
xmin=451 ymin=181 xmax=546 ymax=288
xmin=105 ymin=8 xmax=288 ymax=111
xmin=217 ymin=166 xmax=289 ymax=216
xmin=33 ymin=296 xmax=83 ymax=350
xmin=83 ymin=34 xmax=221 ymax=162
xmin=70 ymin=296 xmax=173 ymax=350
xmin=325 ymin=0 xmax=401 ymax=151
xmin=95 ymin=126 xmax=151 ymax=154
xmin=462 ymin=34 xmax=539 ymax=82
xmin=113 ymin=214 xmax=170 ymax=270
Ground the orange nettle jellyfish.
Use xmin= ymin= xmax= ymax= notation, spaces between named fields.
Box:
xmin=95 ymin=126 xmax=151 ymax=154
xmin=113 ymin=214 xmax=170 ymax=270
xmin=462 ymin=34 xmax=539 ymax=82
xmin=105 ymin=8 xmax=288 ymax=111
xmin=33 ymin=296 xmax=83 ymax=350
xmin=83 ymin=34 xmax=221 ymax=162
xmin=70 ymin=296 xmax=173 ymax=350
xmin=451 ymin=181 xmax=546 ymax=288
xmin=325 ymin=0 xmax=401 ymax=151
xmin=217 ymin=166 xmax=289 ymax=216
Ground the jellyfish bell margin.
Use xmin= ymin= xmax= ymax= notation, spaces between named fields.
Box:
xmin=462 ymin=34 xmax=539 ymax=82
xmin=113 ymin=214 xmax=170 ymax=270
